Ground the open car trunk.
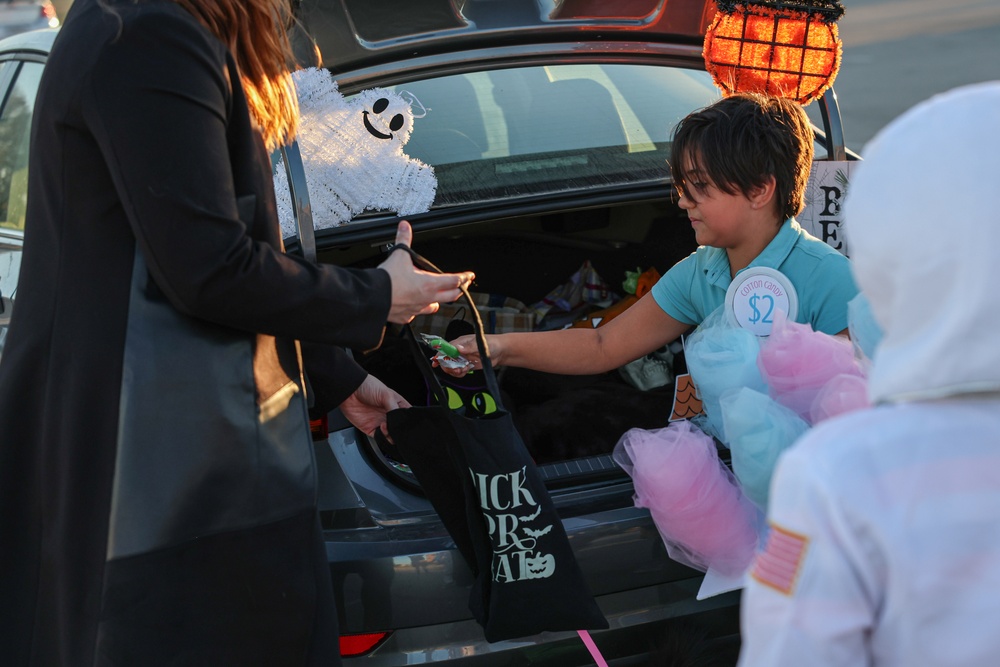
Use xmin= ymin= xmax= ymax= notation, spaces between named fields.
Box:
xmin=315 ymin=194 xmax=701 ymax=490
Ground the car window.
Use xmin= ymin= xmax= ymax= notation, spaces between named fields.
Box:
xmin=0 ymin=59 xmax=40 ymax=232
xmin=0 ymin=59 xmax=43 ymax=359
xmin=376 ymin=63 xmax=722 ymax=208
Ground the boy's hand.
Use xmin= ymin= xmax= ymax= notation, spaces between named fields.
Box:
xmin=435 ymin=334 xmax=503 ymax=377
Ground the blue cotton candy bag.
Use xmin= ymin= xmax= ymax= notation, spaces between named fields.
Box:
xmin=684 ymin=307 xmax=767 ymax=443
xmin=719 ymin=387 xmax=809 ymax=512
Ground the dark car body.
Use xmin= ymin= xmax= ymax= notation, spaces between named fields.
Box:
xmin=0 ymin=1 xmax=854 ymax=663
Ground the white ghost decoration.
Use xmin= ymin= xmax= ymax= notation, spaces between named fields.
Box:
xmin=273 ymin=67 xmax=437 ymax=237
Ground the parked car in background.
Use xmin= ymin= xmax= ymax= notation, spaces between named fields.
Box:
xmin=0 ymin=27 xmax=47 ymax=359
xmin=0 ymin=0 xmax=57 ymax=39
xmin=0 ymin=0 xmax=855 ymax=662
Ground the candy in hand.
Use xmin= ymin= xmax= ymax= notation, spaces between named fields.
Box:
xmin=420 ymin=333 xmax=474 ymax=372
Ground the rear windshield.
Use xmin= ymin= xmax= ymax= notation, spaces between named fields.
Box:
xmin=375 ymin=64 xmax=722 ymax=207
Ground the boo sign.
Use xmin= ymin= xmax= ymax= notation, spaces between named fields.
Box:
xmin=799 ymin=161 xmax=854 ymax=258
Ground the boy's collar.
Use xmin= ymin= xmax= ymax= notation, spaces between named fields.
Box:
xmin=739 ymin=218 xmax=800 ymax=275
xmin=703 ymin=219 xmax=800 ymax=289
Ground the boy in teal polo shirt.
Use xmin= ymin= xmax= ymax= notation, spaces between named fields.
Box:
xmin=446 ymin=93 xmax=857 ymax=376
xmin=653 ymin=219 xmax=854 ymax=337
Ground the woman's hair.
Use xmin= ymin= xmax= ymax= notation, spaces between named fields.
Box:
xmin=172 ymin=0 xmax=299 ymax=151
xmin=668 ymin=93 xmax=814 ymax=222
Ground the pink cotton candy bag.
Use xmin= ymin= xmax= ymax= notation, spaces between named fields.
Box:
xmin=756 ymin=312 xmax=864 ymax=421
xmin=809 ymin=373 xmax=870 ymax=424
xmin=613 ymin=420 xmax=759 ymax=577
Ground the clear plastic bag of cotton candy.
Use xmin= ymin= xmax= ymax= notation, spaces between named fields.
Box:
xmin=719 ymin=387 xmax=809 ymax=512
xmin=756 ymin=311 xmax=866 ymax=424
xmin=613 ymin=420 xmax=759 ymax=577
xmin=683 ymin=306 xmax=767 ymax=443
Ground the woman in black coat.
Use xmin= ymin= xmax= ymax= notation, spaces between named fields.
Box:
xmin=0 ymin=0 xmax=472 ymax=664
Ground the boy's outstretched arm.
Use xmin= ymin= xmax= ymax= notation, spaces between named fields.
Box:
xmin=447 ymin=292 xmax=690 ymax=376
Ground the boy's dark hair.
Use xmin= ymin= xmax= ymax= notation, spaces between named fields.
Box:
xmin=668 ymin=93 xmax=814 ymax=222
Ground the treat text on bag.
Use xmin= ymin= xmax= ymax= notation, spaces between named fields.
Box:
xmin=471 ymin=466 xmax=557 ymax=583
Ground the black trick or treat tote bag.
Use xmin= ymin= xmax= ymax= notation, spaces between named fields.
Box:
xmin=385 ymin=245 xmax=608 ymax=643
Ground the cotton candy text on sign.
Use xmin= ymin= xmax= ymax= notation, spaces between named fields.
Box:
xmin=726 ymin=267 xmax=798 ymax=336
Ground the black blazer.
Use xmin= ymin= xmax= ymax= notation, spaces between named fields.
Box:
xmin=0 ymin=0 xmax=390 ymax=663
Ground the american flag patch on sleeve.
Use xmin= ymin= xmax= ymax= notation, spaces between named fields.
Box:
xmin=751 ymin=523 xmax=810 ymax=595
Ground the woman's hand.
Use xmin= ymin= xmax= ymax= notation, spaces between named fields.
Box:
xmin=340 ymin=374 xmax=410 ymax=438
xmin=378 ymin=221 xmax=474 ymax=324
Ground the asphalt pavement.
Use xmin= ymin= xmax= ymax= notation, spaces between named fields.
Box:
xmin=834 ymin=0 xmax=1000 ymax=152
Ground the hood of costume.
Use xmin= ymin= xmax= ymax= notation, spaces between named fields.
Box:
xmin=845 ymin=81 xmax=1000 ymax=405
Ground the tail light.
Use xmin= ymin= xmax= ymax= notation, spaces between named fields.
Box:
xmin=339 ymin=632 xmax=390 ymax=658
xmin=309 ymin=414 xmax=329 ymax=441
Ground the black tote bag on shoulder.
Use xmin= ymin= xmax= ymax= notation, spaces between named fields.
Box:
xmin=385 ymin=245 xmax=608 ymax=643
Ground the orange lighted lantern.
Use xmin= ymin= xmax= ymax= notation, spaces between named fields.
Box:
xmin=704 ymin=0 xmax=844 ymax=105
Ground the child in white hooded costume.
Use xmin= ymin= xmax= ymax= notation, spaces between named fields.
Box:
xmin=738 ymin=81 xmax=1000 ymax=667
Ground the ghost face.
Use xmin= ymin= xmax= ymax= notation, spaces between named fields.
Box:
xmin=363 ymin=96 xmax=406 ymax=141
